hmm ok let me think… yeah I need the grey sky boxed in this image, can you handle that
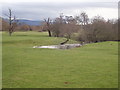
[0,0,119,20]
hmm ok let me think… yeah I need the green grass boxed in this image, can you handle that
[2,31,118,88]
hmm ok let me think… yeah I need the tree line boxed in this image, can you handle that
[1,9,119,43]
[43,13,118,43]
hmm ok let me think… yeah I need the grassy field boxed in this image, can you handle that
[2,31,118,88]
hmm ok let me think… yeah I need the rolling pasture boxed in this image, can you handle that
[2,31,118,88]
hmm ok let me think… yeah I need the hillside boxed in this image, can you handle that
[3,18,43,26]
[18,19,43,26]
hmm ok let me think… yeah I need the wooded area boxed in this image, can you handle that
[1,9,119,43]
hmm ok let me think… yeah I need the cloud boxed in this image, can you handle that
[1,1,118,20]
[0,0,119,3]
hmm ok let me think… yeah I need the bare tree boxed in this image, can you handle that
[75,12,89,30]
[44,18,52,37]
[51,14,79,44]
[5,9,18,36]
[59,15,78,44]
[77,15,119,43]
[80,12,89,26]
[51,13,66,37]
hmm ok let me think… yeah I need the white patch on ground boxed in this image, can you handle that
[33,44,83,49]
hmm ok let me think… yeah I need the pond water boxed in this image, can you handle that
[33,44,83,49]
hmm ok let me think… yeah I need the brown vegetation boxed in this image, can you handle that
[2,10,118,43]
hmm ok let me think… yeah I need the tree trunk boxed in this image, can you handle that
[48,30,52,37]
[60,38,69,45]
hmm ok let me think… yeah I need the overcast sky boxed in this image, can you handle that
[0,0,119,20]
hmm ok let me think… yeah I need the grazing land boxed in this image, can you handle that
[2,31,118,88]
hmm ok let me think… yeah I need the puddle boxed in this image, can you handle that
[33,44,83,49]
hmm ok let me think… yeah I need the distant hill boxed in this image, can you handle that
[18,19,43,26]
[3,18,43,26]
